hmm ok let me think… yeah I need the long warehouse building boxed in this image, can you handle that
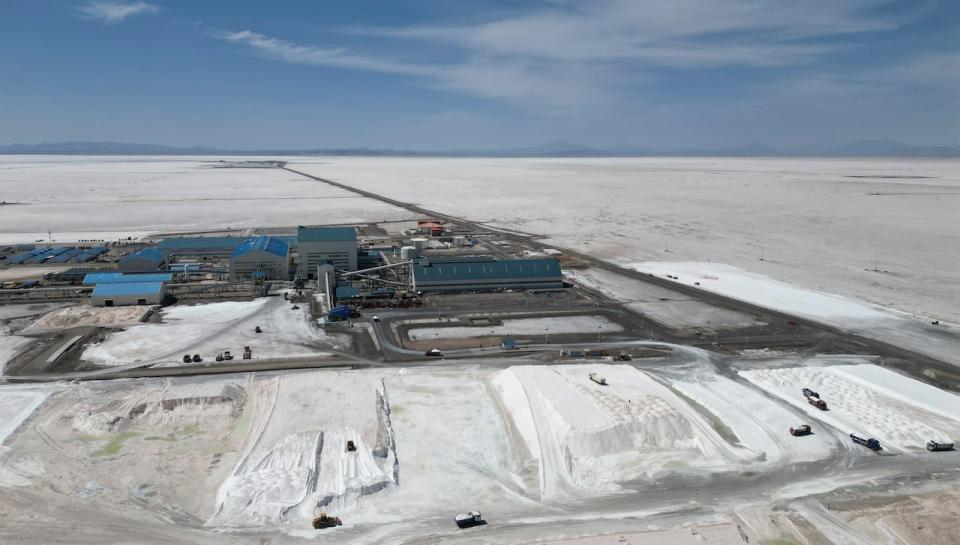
[411,257,563,293]
[92,282,167,307]
[229,236,290,281]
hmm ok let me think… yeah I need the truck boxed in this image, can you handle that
[851,433,882,451]
[454,511,484,529]
[588,372,608,386]
[926,440,955,452]
[807,396,828,410]
[790,424,812,436]
[327,306,352,321]
[802,388,819,399]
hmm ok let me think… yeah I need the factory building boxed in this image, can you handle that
[157,237,244,258]
[229,236,290,281]
[83,272,173,285]
[417,220,444,236]
[92,282,167,307]
[297,226,358,279]
[411,257,564,293]
[117,248,166,273]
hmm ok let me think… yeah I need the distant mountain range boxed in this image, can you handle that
[1,138,957,157]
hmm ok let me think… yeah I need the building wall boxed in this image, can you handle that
[297,239,358,279]
[117,256,163,273]
[229,252,289,281]
[413,277,563,293]
[92,286,166,307]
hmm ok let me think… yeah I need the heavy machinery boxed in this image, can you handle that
[588,372,608,385]
[192,354,202,363]
[255,325,263,333]
[455,511,484,529]
[243,346,252,359]
[223,351,233,361]
[802,388,819,398]
[183,355,191,364]
[790,424,812,436]
[807,396,828,410]
[346,440,356,452]
[312,513,342,529]
[927,440,955,451]
[851,433,882,451]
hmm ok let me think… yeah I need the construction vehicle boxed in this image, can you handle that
[926,440,955,451]
[346,440,356,452]
[255,325,263,333]
[223,351,233,361]
[312,513,342,529]
[243,346,252,359]
[588,372,608,386]
[802,388,819,398]
[328,306,352,321]
[425,348,443,357]
[851,433,882,451]
[454,511,484,529]
[790,424,812,436]
[183,355,191,364]
[807,396,828,410]
[215,353,224,362]
[192,354,202,363]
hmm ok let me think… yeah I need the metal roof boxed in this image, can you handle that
[83,272,173,285]
[232,235,289,258]
[157,237,244,250]
[297,226,357,242]
[412,258,561,283]
[121,247,166,265]
[92,282,165,297]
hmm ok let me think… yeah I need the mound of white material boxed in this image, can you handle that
[215,429,392,527]
[0,333,31,375]
[490,365,730,499]
[408,315,623,341]
[741,364,960,451]
[22,306,149,333]
[83,297,335,366]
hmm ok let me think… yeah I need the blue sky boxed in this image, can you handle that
[1,0,957,149]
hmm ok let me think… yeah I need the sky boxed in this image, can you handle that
[0,0,958,150]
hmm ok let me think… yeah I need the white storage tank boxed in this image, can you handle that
[400,246,417,260]
[411,237,429,250]
[453,236,466,247]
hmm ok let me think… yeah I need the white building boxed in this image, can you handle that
[91,282,166,307]
[296,226,357,280]
[229,236,290,281]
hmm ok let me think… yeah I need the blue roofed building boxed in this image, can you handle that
[411,257,564,293]
[118,247,166,273]
[83,272,173,285]
[92,282,167,307]
[229,235,290,281]
[296,226,358,279]
[157,236,244,258]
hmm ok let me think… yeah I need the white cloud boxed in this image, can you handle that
[78,1,159,25]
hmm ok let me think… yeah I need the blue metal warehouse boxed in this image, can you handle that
[229,236,290,280]
[118,247,166,272]
[91,282,167,307]
[157,237,244,257]
[411,257,563,293]
[83,272,173,285]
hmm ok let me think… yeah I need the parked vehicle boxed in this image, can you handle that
[192,354,202,363]
[851,433,882,451]
[807,396,828,410]
[425,348,443,357]
[243,346,252,360]
[312,513,342,529]
[614,352,632,361]
[927,440,955,452]
[255,325,263,333]
[183,355,192,364]
[223,351,233,361]
[802,388,819,399]
[790,425,812,436]
[216,353,224,362]
[372,315,380,322]
[588,372,608,385]
[346,440,356,452]
[454,511,484,529]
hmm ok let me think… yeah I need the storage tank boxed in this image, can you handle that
[452,235,466,247]
[411,237,429,250]
[400,246,417,260]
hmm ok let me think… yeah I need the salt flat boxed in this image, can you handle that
[0,155,413,240]
[290,156,960,323]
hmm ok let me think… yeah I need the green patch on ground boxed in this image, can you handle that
[144,423,204,442]
[91,432,140,457]
[663,383,742,446]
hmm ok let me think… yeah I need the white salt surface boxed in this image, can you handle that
[291,157,960,324]
[0,389,47,446]
[0,333,31,375]
[741,364,960,451]
[407,315,623,341]
[0,155,413,241]
[83,297,337,366]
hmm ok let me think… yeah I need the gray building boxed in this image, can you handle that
[157,237,244,259]
[229,236,290,281]
[117,248,166,273]
[297,226,358,280]
[91,282,167,307]
[411,257,563,293]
